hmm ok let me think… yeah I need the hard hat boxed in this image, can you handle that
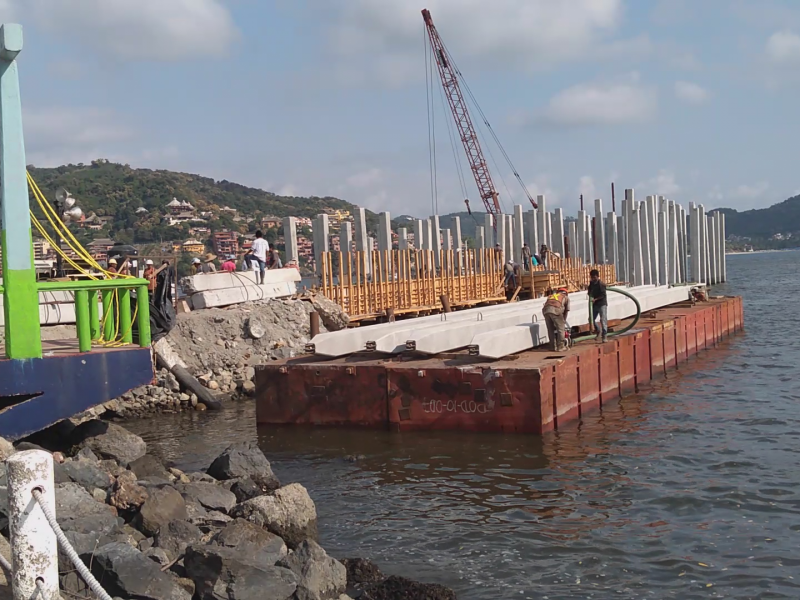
[557,285,568,291]
[145,259,154,266]
[108,258,117,265]
[192,258,201,264]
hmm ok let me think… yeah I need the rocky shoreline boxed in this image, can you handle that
[2,418,456,600]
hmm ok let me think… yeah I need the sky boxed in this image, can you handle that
[5,0,800,219]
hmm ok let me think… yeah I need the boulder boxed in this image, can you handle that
[277,540,346,600]
[184,544,297,600]
[155,519,204,562]
[213,518,287,565]
[0,437,15,461]
[186,501,232,531]
[61,459,114,492]
[308,294,349,331]
[242,381,256,395]
[75,446,99,461]
[55,483,117,526]
[340,558,385,587]
[109,471,149,511]
[129,455,173,481]
[143,546,171,567]
[89,542,191,600]
[228,477,262,502]
[360,576,457,600]
[178,482,237,513]
[188,472,217,484]
[134,486,187,537]
[230,483,318,549]
[206,442,279,491]
[71,420,147,465]
[246,317,267,339]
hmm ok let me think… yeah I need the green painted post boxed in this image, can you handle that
[74,289,91,352]
[101,290,114,341]
[0,24,41,359]
[136,285,151,348]
[88,290,100,340]
[119,288,132,344]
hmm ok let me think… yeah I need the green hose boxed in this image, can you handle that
[572,286,642,343]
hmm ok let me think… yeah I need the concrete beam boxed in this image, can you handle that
[606,212,618,274]
[639,202,652,284]
[377,212,391,251]
[312,214,330,277]
[525,210,538,252]
[484,213,494,247]
[190,281,298,309]
[536,195,547,251]
[553,208,565,257]
[283,217,298,264]
[658,209,668,286]
[475,225,485,249]
[512,205,524,263]
[398,227,408,250]
[452,216,462,252]
[576,211,586,263]
[594,199,606,264]
[497,213,507,260]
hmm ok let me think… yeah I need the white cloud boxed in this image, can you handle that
[20,0,239,61]
[346,168,383,189]
[24,106,133,149]
[318,0,625,86]
[637,169,680,197]
[535,78,657,127]
[766,31,800,65]
[730,181,769,200]
[578,176,597,202]
[674,81,709,104]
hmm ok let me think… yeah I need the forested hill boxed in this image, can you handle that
[27,160,375,244]
[712,194,800,239]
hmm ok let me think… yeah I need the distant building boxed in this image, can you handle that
[221,206,237,214]
[182,239,205,254]
[213,229,239,257]
[295,217,313,228]
[167,198,195,216]
[86,238,115,261]
[171,241,182,254]
[32,239,51,260]
[261,216,282,230]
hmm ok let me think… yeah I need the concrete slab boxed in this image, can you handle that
[182,269,300,293]
[190,281,297,309]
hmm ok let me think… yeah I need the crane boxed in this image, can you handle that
[422,8,537,225]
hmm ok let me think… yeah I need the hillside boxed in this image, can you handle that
[712,195,800,240]
[28,160,378,244]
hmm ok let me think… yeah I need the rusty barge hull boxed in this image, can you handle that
[255,296,743,434]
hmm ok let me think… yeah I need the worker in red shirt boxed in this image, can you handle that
[221,255,237,273]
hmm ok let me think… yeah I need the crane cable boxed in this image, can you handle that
[27,171,139,347]
[438,39,536,209]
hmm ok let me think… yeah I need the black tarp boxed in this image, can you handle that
[132,266,176,344]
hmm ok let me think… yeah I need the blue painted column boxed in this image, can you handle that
[0,24,41,359]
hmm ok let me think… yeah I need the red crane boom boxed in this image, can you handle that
[422,8,502,219]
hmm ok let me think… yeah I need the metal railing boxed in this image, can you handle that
[3,449,113,599]
[36,278,152,352]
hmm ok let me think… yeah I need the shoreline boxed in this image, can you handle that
[4,416,457,600]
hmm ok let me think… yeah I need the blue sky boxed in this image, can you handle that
[7,0,800,218]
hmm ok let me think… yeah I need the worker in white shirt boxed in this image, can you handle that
[250,230,270,284]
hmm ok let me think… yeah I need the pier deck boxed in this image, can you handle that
[256,295,743,434]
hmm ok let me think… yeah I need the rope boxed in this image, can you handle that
[31,489,113,600]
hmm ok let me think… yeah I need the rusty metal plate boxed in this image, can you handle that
[577,346,600,416]
[599,341,620,404]
[617,335,636,395]
[553,355,580,427]
[633,329,652,387]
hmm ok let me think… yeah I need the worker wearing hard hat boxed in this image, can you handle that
[190,257,201,276]
[143,259,156,292]
[542,285,570,352]
[107,258,118,275]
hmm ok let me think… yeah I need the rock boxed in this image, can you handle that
[207,380,220,391]
[245,366,256,380]
[185,544,297,600]
[340,558,385,586]
[75,446,99,461]
[242,380,256,395]
[143,546,171,566]
[180,393,191,402]
[55,483,117,525]
[230,483,318,549]
[166,372,181,392]
[110,471,149,511]
[99,459,126,479]
[246,317,267,339]
[155,519,204,562]
[178,482,237,513]
[229,477,262,502]
[134,485,187,537]
[186,501,232,530]
[129,454,173,481]
[308,294,350,331]
[188,472,217,483]
[61,459,114,491]
[196,403,207,411]
[90,542,191,600]
[53,451,66,463]
[71,419,147,465]
[213,518,287,564]
[170,467,191,484]
[92,488,108,503]
[278,540,346,600]
[206,442,279,490]
[360,576,457,600]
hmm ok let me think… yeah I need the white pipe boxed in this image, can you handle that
[6,450,59,599]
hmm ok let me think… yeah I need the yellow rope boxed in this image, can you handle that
[27,171,142,347]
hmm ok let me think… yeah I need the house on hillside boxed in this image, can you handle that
[213,229,239,257]
[182,239,205,254]
[87,238,115,261]
[261,216,281,230]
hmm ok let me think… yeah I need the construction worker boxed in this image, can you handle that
[588,268,608,343]
[143,259,156,292]
[522,243,532,270]
[190,257,201,275]
[504,260,517,289]
[107,258,118,275]
[543,285,570,351]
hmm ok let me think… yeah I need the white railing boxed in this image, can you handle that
[5,450,113,600]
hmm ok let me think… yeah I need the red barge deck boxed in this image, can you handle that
[255,295,743,434]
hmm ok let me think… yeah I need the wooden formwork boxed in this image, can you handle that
[318,248,505,320]
[523,258,616,297]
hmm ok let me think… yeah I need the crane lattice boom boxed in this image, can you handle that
[422,8,502,219]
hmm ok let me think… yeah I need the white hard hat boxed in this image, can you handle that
[192,258,201,264]
[145,259,154,266]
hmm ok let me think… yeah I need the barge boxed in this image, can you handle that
[255,294,742,434]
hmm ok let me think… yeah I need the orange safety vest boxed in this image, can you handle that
[544,291,567,312]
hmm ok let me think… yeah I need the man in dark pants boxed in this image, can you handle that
[588,269,608,342]
[542,285,570,351]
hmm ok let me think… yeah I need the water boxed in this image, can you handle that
[126,250,800,599]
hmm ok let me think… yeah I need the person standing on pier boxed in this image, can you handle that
[588,269,608,343]
[250,230,269,284]
[268,248,283,269]
[143,259,156,291]
[522,243,533,270]
[543,285,570,351]
[221,255,237,273]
